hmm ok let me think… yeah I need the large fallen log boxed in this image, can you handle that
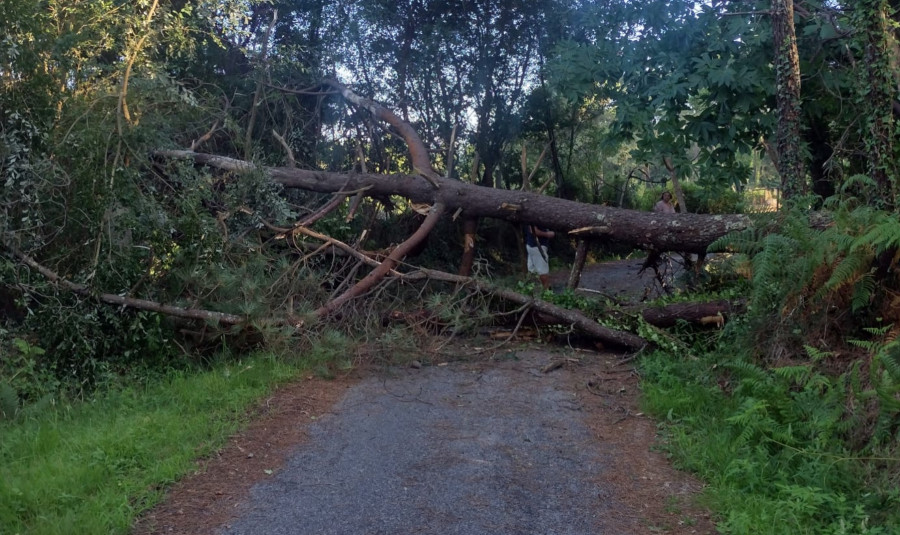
[153,150,754,254]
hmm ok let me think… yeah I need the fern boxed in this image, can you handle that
[772,365,812,385]
[709,228,763,255]
[878,341,900,382]
[850,273,877,312]
[820,248,872,293]
[803,345,833,361]
[854,211,900,255]
[726,397,771,447]
[848,338,879,352]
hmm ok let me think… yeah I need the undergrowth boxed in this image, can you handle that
[639,202,900,534]
[641,346,900,534]
[0,351,312,535]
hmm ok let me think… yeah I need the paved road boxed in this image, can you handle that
[219,351,624,535]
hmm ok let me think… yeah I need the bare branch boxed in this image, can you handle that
[5,242,245,325]
[271,129,296,167]
[323,79,440,189]
[190,120,221,151]
[316,203,447,316]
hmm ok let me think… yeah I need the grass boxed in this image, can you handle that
[638,349,900,535]
[0,352,306,535]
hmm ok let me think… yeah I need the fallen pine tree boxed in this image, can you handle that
[5,81,760,353]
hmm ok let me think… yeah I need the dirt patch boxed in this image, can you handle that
[576,357,713,533]
[134,346,717,534]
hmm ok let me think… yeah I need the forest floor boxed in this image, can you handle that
[134,259,717,535]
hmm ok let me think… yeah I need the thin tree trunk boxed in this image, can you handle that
[567,240,588,290]
[663,157,688,213]
[244,9,277,160]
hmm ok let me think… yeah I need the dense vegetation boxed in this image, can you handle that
[2,0,900,533]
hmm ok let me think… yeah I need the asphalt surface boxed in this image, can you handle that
[219,350,623,535]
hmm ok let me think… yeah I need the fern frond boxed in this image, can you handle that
[877,341,900,381]
[848,338,879,352]
[817,227,855,262]
[854,212,900,255]
[726,397,770,447]
[850,273,876,312]
[772,365,812,385]
[822,249,873,293]
[752,234,807,297]
[803,345,833,361]
[862,324,892,337]
[709,228,762,254]
[839,174,878,195]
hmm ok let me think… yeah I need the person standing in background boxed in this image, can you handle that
[654,191,676,213]
[523,225,555,290]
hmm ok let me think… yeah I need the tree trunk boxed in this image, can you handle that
[567,240,588,290]
[156,149,763,254]
[772,0,805,200]
[636,299,746,328]
[663,157,688,213]
[458,217,479,276]
[857,0,897,209]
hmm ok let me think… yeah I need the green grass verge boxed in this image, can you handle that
[0,353,305,535]
[639,350,900,535]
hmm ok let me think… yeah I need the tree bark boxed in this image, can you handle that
[155,150,756,254]
[857,0,897,209]
[567,240,588,290]
[316,203,446,316]
[458,217,479,276]
[772,0,805,200]
[637,299,746,328]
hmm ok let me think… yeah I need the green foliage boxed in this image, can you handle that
[0,352,306,535]
[648,196,900,532]
[0,337,58,419]
[709,204,899,359]
[640,349,900,534]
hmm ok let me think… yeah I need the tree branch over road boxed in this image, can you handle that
[154,149,758,254]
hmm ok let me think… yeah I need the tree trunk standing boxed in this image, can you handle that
[395,18,416,123]
[857,0,897,209]
[459,153,482,277]
[567,240,588,290]
[243,9,277,161]
[772,0,805,201]
[547,124,572,199]
[458,217,479,276]
[806,116,836,203]
[663,157,688,213]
